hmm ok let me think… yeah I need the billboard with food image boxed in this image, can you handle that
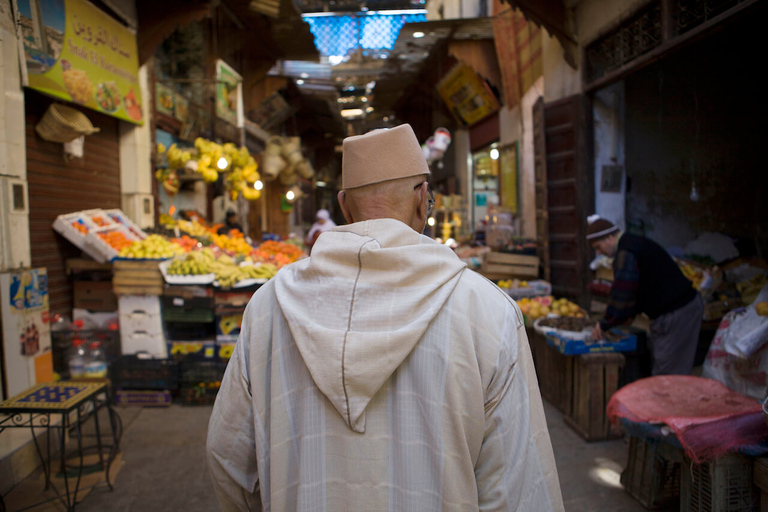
[16,0,143,125]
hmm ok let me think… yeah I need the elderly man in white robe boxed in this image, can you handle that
[207,124,564,511]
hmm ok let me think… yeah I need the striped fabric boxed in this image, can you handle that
[207,219,563,511]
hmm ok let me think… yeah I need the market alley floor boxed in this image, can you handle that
[8,400,647,512]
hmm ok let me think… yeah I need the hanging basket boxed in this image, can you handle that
[262,153,287,180]
[296,159,315,179]
[281,136,303,166]
[35,103,100,143]
[279,166,298,186]
[265,135,284,156]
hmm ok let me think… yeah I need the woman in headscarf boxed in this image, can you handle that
[305,209,336,250]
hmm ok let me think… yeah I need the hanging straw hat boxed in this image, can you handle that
[35,103,100,143]
[341,124,429,190]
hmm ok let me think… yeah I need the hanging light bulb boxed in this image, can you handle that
[217,157,228,170]
[254,180,264,191]
[690,181,700,202]
[286,190,295,201]
[427,217,436,227]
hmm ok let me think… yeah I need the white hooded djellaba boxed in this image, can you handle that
[206,218,563,511]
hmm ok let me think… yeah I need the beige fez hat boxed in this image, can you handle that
[341,124,430,190]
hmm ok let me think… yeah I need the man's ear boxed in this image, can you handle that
[337,190,354,224]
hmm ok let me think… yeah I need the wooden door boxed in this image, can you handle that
[533,94,594,302]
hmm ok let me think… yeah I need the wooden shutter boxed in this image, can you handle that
[534,94,594,303]
[26,93,122,316]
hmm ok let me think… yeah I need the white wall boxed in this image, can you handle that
[542,31,580,102]
[592,82,626,230]
[0,2,32,271]
[519,76,544,239]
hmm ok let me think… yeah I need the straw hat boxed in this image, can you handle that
[341,124,429,190]
[35,103,100,143]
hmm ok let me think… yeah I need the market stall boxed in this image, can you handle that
[51,207,307,405]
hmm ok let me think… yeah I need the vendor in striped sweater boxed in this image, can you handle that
[588,216,703,375]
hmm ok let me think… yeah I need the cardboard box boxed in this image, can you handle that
[74,281,118,312]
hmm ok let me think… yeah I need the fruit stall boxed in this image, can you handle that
[52,207,307,405]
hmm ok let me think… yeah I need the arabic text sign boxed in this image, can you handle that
[18,0,143,125]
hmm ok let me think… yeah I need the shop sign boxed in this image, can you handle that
[437,63,500,127]
[15,0,144,125]
[215,59,242,126]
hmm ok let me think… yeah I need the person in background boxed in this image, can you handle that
[304,208,336,250]
[217,209,243,236]
[588,215,704,375]
[207,123,563,511]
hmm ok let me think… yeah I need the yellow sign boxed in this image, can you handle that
[437,63,499,127]
[18,0,143,125]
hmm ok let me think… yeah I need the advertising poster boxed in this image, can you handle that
[437,63,500,127]
[216,59,242,125]
[1,269,53,399]
[16,0,143,124]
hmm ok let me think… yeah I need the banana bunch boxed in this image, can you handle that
[195,137,224,162]
[166,249,216,275]
[243,263,277,280]
[210,260,248,288]
[193,154,219,183]
[166,144,192,168]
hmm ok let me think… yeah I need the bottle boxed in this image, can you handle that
[68,339,88,379]
[85,341,108,379]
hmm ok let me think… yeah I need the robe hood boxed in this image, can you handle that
[274,218,467,432]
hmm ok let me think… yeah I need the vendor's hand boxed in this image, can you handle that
[591,322,603,341]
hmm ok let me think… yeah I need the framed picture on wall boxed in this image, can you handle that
[499,142,519,214]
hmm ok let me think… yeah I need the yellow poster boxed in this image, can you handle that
[437,63,499,127]
[18,0,143,125]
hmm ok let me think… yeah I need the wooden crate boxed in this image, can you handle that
[564,352,625,441]
[682,454,759,512]
[527,327,571,413]
[481,252,539,280]
[113,260,164,295]
[621,436,682,510]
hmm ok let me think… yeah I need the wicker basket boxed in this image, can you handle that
[35,103,100,143]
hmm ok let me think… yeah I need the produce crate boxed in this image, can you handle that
[481,252,540,280]
[84,224,140,264]
[681,454,760,512]
[563,352,625,441]
[52,211,100,257]
[164,321,216,342]
[179,360,228,405]
[161,295,215,323]
[51,329,121,380]
[546,331,638,355]
[81,208,116,228]
[621,436,682,510]
[113,259,164,295]
[110,355,179,390]
[105,209,147,240]
[526,327,571,413]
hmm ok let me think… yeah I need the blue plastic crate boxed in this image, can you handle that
[546,331,637,355]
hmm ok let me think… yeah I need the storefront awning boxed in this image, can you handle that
[500,0,577,68]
